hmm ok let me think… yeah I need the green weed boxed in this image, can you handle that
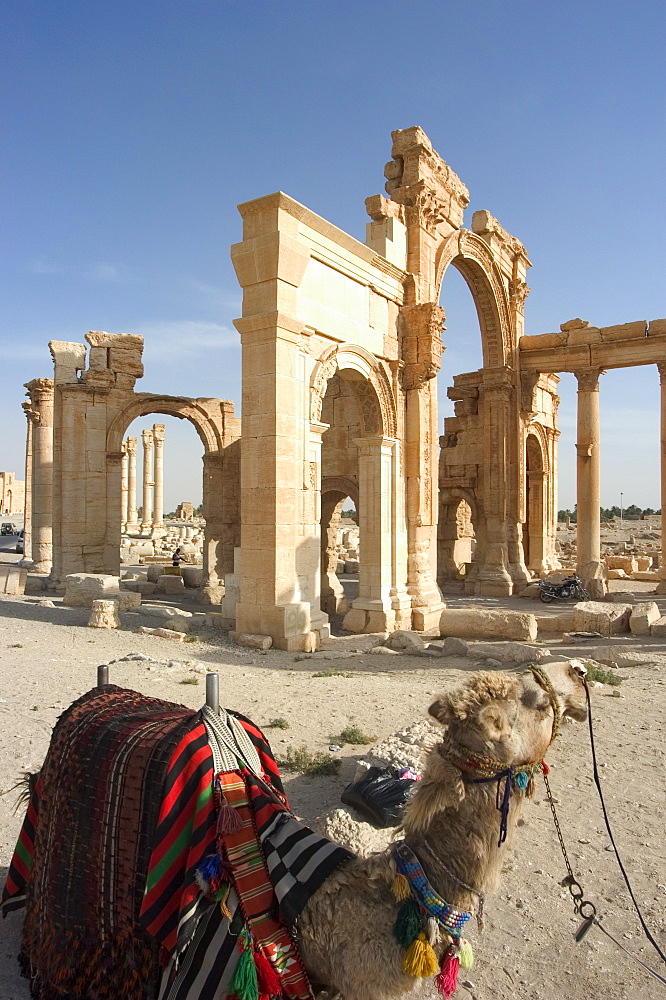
[179,676,200,685]
[311,669,352,678]
[332,725,377,745]
[267,717,290,729]
[585,661,623,686]
[277,746,340,777]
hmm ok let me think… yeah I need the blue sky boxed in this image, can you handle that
[2,0,664,511]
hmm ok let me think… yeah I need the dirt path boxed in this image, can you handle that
[1,594,664,1000]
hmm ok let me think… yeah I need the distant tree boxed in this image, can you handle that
[341,507,357,520]
[558,509,576,523]
[642,508,655,517]
[625,504,642,517]
[195,503,203,516]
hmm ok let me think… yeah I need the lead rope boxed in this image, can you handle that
[542,678,666,989]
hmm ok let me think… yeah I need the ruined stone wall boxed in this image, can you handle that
[0,472,25,516]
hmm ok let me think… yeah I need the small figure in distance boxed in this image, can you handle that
[172,546,186,567]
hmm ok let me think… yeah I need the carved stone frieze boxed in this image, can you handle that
[509,277,531,315]
[399,302,446,390]
[383,127,469,234]
[575,368,604,392]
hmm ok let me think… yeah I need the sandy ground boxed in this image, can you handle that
[0,584,665,1000]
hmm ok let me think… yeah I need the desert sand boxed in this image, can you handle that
[0,591,664,1000]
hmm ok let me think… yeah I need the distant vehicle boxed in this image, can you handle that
[15,529,24,553]
[1,522,16,535]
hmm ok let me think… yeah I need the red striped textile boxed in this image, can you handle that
[1,774,40,916]
[220,770,312,1000]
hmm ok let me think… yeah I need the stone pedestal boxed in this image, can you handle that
[575,368,606,598]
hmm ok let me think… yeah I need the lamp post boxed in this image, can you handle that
[620,492,623,528]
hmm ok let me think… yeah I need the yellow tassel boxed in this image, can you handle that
[392,873,411,901]
[403,933,439,978]
[458,938,474,970]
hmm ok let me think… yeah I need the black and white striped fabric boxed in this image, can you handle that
[159,776,353,1000]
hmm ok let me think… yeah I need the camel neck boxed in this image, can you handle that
[403,778,524,914]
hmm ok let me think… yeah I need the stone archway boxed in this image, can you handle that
[320,476,359,617]
[106,394,238,588]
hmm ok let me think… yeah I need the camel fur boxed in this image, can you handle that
[296,662,587,1000]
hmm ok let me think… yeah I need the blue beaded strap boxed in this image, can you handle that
[394,842,472,936]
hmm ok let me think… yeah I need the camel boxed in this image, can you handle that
[296,661,588,1000]
[5,661,587,1000]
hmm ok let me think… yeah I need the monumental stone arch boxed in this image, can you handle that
[106,393,240,586]
[32,331,239,586]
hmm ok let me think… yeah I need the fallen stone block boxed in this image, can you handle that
[518,582,541,599]
[229,631,273,650]
[137,626,187,642]
[607,568,629,580]
[607,592,640,605]
[631,571,659,582]
[0,565,27,595]
[650,616,666,637]
[114,591,141,611]
[535,612,576,634]
[629,601,660,636]
[501,641,552,665]
[122,580,157,596]
[441,636,470,657]
[162,617,191,634]
[573,601,632,637]
[147,564,169,583]
[204,613,227,629]
[182,566,204,588]
[369,645,401,655]
[63,573,120,607]
[137,604,192,620]
[344,559,359,574]
[439,608,537,642]
[198,583,225,605]
[588,645,666,667]
[383,630,426,653]
[157,575,185,595]
[88,599,120,629]
[606,555,637,574]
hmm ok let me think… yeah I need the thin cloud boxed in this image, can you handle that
[135,320,238,359]
[183,278,242,311]
[28,260,134,283]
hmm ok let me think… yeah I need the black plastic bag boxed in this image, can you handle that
[341,766,417,828]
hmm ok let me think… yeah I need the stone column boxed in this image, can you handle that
[343,436,397,633]
[141,428,154,533]
[575,368,606,597]
[120,442,129,531]
[656,364,666,593]
[21,401,34,567]
[151,423,165,533]
[125,437,139,532]
[474,369,514,596]
[24,378,54,574]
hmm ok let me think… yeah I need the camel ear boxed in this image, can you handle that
[476,701,514,742]
[428,695,455,726]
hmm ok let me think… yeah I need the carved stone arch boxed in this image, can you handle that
[434,229,513,368]
[107,394,224,456]
[525,423,550,475]
[310,344,397,439]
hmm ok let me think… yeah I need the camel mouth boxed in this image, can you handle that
[563,700,588,722]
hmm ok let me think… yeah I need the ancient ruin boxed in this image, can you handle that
[17,127,666,649]
[0,471,25,516]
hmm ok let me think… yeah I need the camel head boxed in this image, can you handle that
[428,662,587,767]
[402,663,587,835]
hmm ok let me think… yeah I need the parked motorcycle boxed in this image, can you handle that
[538,574,590,603]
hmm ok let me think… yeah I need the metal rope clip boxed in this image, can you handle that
[560,876,598,942]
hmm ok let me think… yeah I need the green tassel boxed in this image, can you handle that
[229,943,259,1000]
[458,937,474,970]
[393,898,423,948]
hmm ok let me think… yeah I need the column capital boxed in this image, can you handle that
[657,362,666,384]
[125,435,137,455]
[152,423,166,444]
[575,367,605,392]
[141,428,154,445]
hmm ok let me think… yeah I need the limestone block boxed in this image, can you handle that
[114,591,141,611]
[137,604,192,620]
[0,565,27,595]
[311,807,392,857]
[204,613,227,629]
[535,612,576,634]
[588,646,666,667]
[441,636,469,657]
[147,565,169,582]
[631,571,659,581]
[629,602,660,635]
[383,630,426,653]
[500,642,552,665]
[336,561,346,575]
[163,617,191,634]
[230,632,273,650]
[198,583,225,605]
[572,601,632,636]
[341,608,368,633]
[157,575,185,594]
[64,573,121,607]
[651,617,666,637]
[138,626,186,642]
[181,566,204,588]
[344,559,360,574]
[88,600,120,629]
[108,347,144,377]
[599,321,646,342]
[648,318,666,337]
[519,332,567,351]
[606,555,637,574]
[567,326,601,345]
[86,330,143,349]
[122,581,157,595]
[518,582,541,599]
[439,608,537,642]
[163,566,182,576]
[607,569,628,580]
[636,556,652,571]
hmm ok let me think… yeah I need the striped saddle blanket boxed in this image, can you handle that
[1,685,353,1000]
